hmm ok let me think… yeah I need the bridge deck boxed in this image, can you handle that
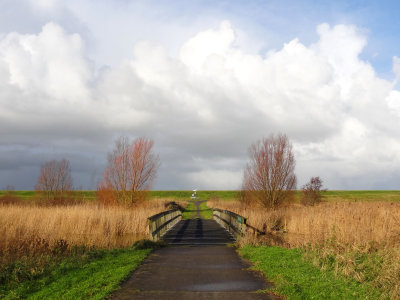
[162,218,235,245]
[111,202,275,299]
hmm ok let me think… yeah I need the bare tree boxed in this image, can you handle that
[242,134,297,208]
[301,176,325,206]
[98,137,160,204]
[101,137,131,204]
[35,159,73,202]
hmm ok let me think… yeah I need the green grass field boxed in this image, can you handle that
[239,246,381,299]
[150,190,239,201]
[1,246,151,300]
[322,190,400,202]
[0,190,35,200]
[2,190,400,203]
[199,201,213,219]
[152,190,400,202]
[0,190,97,202]
[181,200,213,219]
[181,201,197,219]
[0,190,238,202]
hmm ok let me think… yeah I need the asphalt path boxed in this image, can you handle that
[110,200,278,299]
[188,199,207,218]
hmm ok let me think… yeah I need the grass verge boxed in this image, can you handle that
[182,201,196,219]
[149,190,240,201]
[322,190,400,202]
[3,190,400,203]
[199,201,213,219]
[238,245,381,299]
[1,246,153,300]
[181,200,213,219]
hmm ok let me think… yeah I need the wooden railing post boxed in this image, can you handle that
[148,209,182,241]
[212,208,247,239]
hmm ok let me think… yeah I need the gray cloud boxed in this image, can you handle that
[0,18,400,190]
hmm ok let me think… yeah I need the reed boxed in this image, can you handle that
[208,198,400,297]
[208,198,400,247]
[0,199,180,258]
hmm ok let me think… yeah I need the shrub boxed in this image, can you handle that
[301,176,325,206]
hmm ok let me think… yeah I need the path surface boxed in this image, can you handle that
[189,199,206,219]
[162,219,235,245]
[111,200,277,299]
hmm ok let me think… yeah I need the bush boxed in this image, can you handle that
[242,134,297,208]
[301,177,325,206]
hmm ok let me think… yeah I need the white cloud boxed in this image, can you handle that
[393,56,400,80]
[386,90,400,117]
[0,22,91,103]
[28,0,59,11]
[1,21,400,189]
[180,20,236,72]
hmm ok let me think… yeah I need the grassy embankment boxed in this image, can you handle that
[199,200,213,219]
[240,246,380,299]
[321,190,400,202]
[150,190,239,202]
[2,190,400,202]
[181,198,213,220]
[1,246,152,300]
[181,201,197,219]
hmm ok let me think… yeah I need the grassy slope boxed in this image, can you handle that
[0,191,35,200]
[181,200,213,220]
[1,247,151,300]
[239,246,380,299]
[0,191,97,202]
[150,190,239,201]
[323,190,400,202]
[151,190,400,202]
[2,190,400,202]
[181,201,196,219]
[199,201,213,219]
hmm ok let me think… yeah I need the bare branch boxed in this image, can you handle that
[98,136,160,204]
[35,159,73,203]
[242,134,296,208]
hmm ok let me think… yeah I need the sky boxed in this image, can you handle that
[0,0,400,190]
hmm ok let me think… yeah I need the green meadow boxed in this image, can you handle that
[2,190,400,202]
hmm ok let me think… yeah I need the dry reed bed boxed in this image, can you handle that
[208,199,400,297]
[208,199,400,247]
[0,199,176,256]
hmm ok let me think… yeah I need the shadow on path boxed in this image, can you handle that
[111,245,277,300]
[110,198,279,299]
[195,218,203,238]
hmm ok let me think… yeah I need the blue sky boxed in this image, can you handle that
[2,0,398,74]
[161,0,400,76]
[0,0,400,190]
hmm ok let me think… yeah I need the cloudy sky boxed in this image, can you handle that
[1,0,400,190]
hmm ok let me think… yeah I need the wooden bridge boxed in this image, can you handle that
[148,201,247,245]
[162,218,235,244]
[111,199,276,299]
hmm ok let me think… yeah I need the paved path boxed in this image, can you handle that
[187,199,207,219]
[110,200,278,300]
[162,219,235,245]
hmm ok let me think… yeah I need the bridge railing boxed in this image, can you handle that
[212,208,247,238]
[148,209,182,241]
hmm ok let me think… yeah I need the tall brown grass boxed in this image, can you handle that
[208,197,400,297]
[208,198,400,247]
[0,199,180,258]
